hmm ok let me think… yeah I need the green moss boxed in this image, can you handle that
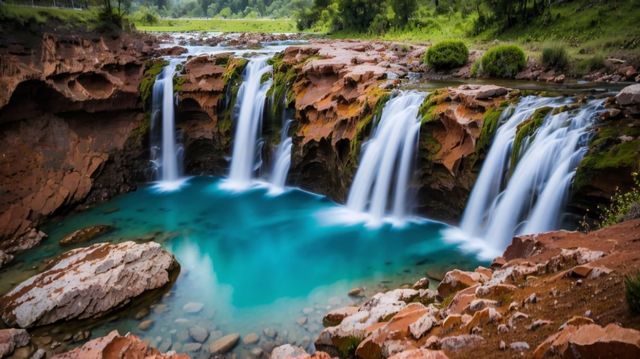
[173,75,187,93]
[265,52,299,122]
[336,335,362,358]
[477,102,510,154]
[510,106,552,169]
[574,126,640,191]
[139,59,168,110]
[418,90,445,124]
[219,57,249,136]
[350,92,391,163]
[424,40,469,70]
[260,71,272,84]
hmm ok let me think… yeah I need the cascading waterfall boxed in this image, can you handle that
[150,59,185,191]
[224,57,273,189]
[269,117,293,192]
[346,91,426,225]
[453,96,604,255]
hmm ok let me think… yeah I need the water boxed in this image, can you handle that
[346,91,426,226]
[225,58,274,190]
[450,97,604,257]
[0,177,480,355]
[150,59,187,192]
[269,118,293,193]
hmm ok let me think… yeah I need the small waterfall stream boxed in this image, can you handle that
[224,57,273,190]
[269,118,293,192]
[150,59,185,191]
[452,96,605,255]
[345,91,426,225]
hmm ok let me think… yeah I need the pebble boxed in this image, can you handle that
[183,302,204,314]
[183,343,202,352]
[138,320,154,331]
[159,338,173,352]
[189,325,209,343]
[510,341,530,351]
[499,340,506,351]
[348,287,365,297]
[243,333,260,345]
[497,324,509,334]
[296,317,308,326]
[134,308,150,320]
[263,327,277,339]
[250,347,264,357]
[208,333,240,354]
[153,304,168,314]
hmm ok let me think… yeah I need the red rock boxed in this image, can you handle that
[50,330,187,358]
[533,323,640,359]
[439,335,485,351]
[438,270,488,298]
[323,306,359,327]
[0,328,30,358]
[388,349,449,359]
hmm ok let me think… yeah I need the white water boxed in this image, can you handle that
[450,96,604,256]
[345,91,426,226]
[150,60,186,192]
[224,57,273,190]
[269,118,293,192]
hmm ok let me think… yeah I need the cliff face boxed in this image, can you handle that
[0,29,157,257]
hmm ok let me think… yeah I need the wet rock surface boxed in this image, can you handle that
[0,241,177,328]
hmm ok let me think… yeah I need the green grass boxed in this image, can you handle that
[134,18,299,33]
[0,4,99,28]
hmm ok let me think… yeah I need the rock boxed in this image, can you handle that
[158,46,188,57]
[297,316,308,326]
[250,347,263,357]
[271,344,307,359]
[182,302,204,314]
[499,340,506,351]
[525,293,538,304]
[498,324,509,334]
[189,325,209,343]
[528,319,552,331]
[59,224,114,246]
[467,299,498,313]
[182,343,202,352]
[72,330,90,342]
[412,277,430,290]
[0,241,177,328]
[0,250,14,269]
[263,328,278,339]
[348,287,365,297]
[0,328,30,358]
[437,270,488,297]
[616,84,640,106]
[475,284,517,298]
[533,323,640,358]
[323,306,359,327]
[208,333,240,354]
[570,263,613,278]
[50,330,187,358]
[31,348,46,359]
[134,307,150,320]
[388,349,450,359]
[439,335,485,351]
[510,341,530,351]
[243,333,260,345]
[442,315,463,333]
[138,319,154,331]
[409,313,436,339]
[560,316,594,329]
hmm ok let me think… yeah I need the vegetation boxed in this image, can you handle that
[477,101,511,154]
[139,59,168,109]
[480,45,527,78]
[626,270,640,314]
[134,17,297,32]
[598,172,640,227]
[424,40,468,70]
[510,106,552,169]
[541,45,569,71]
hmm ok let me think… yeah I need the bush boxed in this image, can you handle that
[599,172,640,227]
[481,44,527,78]
[131,6,159,26]
[424,40,469,70]
[625,272,640,314]
[573,54,605,76]
[541,45,570,70]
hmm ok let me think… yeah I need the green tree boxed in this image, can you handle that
[390,0,417,25]
[336,0,382,31]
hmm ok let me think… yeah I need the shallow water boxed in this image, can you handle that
[0,177,482,354]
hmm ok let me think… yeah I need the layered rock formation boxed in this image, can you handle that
[0,27,158,261]
[314,219,640,358]
[0,241,177,328]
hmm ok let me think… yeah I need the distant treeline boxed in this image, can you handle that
[296,0,560,33]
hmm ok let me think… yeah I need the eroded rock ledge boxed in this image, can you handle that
[0,241,177,328]
[309,219,640,359]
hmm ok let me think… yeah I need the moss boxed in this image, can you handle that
[265,52,298,122]
[336,335,362,358]
[218,57,249,137]
[139,59,168,110]
[349,91,391,163]
[260,71,272,84]
[574,126,640,191]
[173,75,187,93]
[477,101,510,154]
[125,113,151,148]
[510,106,552,169]
[418,90,447,124]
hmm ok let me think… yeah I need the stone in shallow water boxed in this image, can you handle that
[138,319,154,331]
[189,326,209,343]
[59,224,114,246]
[243,333,260,345]
[182,302,204,314]
[208,334,240,354]
[0,241,177,328]
[0,328,30,358]
[263,328,277,339]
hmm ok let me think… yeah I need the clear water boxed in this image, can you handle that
[0,177,480,354]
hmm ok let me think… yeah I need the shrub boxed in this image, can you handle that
[599,172,640,227]
[541,45,570,70]
[573,54,605,76]
[424,40,469,70]
[481,44,527,78]
[625,271,640,314]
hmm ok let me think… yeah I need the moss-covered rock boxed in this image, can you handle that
[477,101,512,155]
[510,106,553,169]
[139,59,168,110]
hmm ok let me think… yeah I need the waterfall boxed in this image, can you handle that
[224,57,273,190]
[150,60,185,191]
[269,117,293,193]
[345,91,426,225]
[454,96,604,254]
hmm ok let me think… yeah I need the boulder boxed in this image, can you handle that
[323,306,359,327]
[50,330,187,358]
[389,349,449,359]
[437,270,488,297]
[533,324,640,359]
[208,333,240,354]
[0,241,177,328]
[616,84,640,106]
[271,344,308,359]
[59,224,114,246]
[0,328,30,358]
[439,335,485,351]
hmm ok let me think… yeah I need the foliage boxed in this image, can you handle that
[480,44,527,78]
[625,271,640,314]
[510,106,551,169]
[424,40,469,70]
[572,54,605,76]
[477,101,510,153]
[134,17,298,32]
[130,5,159,25]
[541,45,569,70]
[139,59,168,109]
[598,172,640,228]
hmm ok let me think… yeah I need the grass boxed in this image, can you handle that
[134,18,299,33]
[0,4,100,29]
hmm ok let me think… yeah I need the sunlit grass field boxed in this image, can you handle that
[135,18,299,33]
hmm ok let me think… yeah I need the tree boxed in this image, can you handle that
[336,0,382,31]
[390,0,417,25]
